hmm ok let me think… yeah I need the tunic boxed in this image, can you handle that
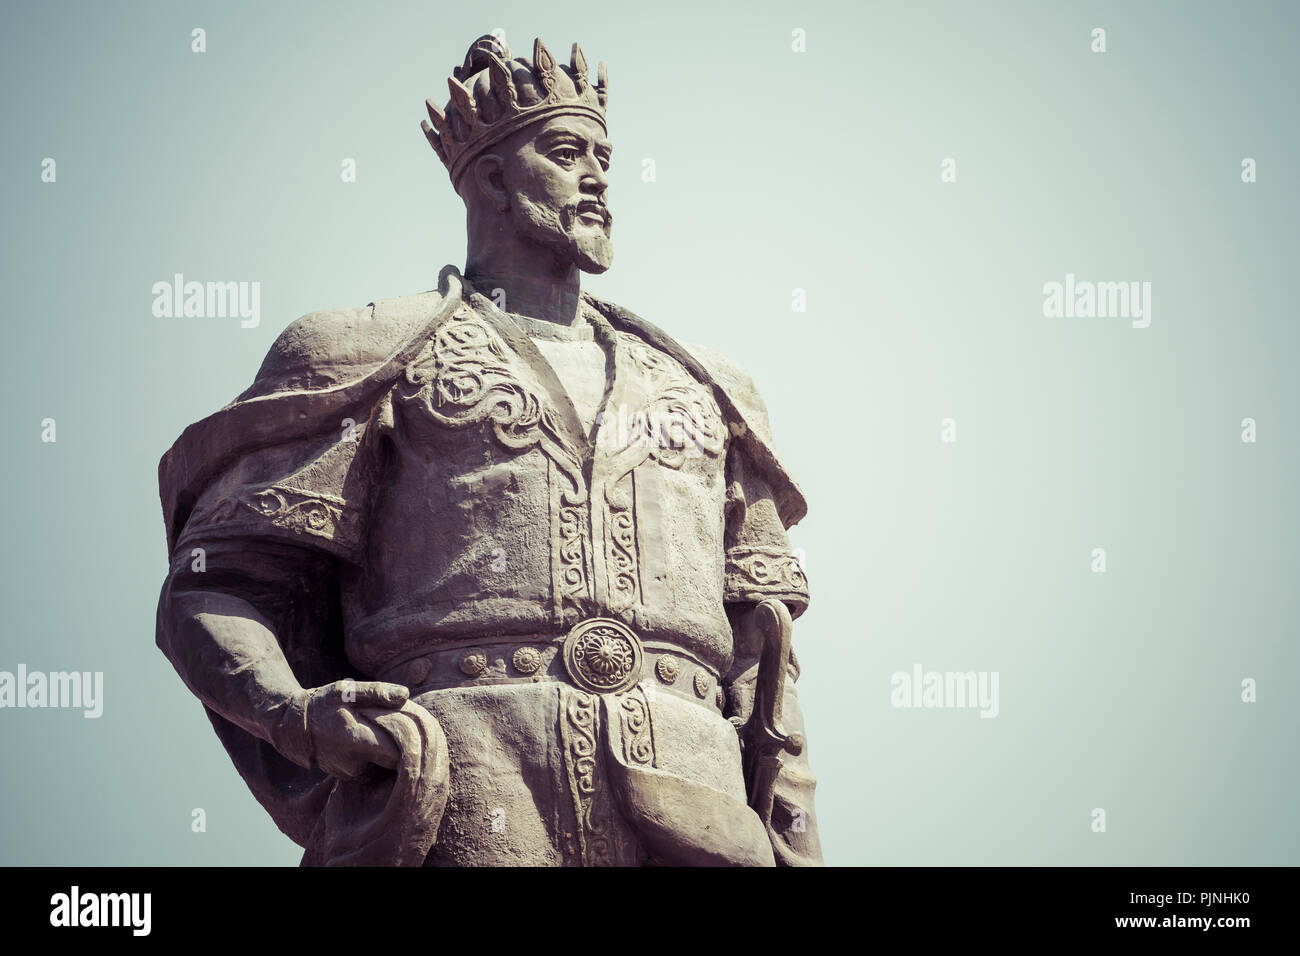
[156,265,822,866]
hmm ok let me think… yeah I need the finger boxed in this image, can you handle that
[347,681,410,708]
[347,715,400,754]
[319,723,399,776]
[349,723,400,769]
[361,736,400,770]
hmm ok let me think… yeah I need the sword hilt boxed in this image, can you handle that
[741,598,801,828]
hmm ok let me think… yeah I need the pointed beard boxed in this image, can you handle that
[513,193,614,274]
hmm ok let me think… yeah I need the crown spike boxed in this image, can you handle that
[596,61,608,109]
[533,38,557,97]
[421,120,449,164]
[570,43,589,93]
[425,97,448,135]
[446,76,477,132]
[486,51,518,111]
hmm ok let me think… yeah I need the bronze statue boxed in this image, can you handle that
[155,34,822,866]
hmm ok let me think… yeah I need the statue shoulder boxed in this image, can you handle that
[246,289,445,397]
[679,339,806,526]
[679,341,774,442]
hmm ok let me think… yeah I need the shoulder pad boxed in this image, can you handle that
[247,290,444,397]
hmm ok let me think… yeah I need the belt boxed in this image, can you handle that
[376,617,727,714]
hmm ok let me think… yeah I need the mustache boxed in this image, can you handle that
[569,197,612,227]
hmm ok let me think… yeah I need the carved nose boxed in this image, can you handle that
[583,159,609,195]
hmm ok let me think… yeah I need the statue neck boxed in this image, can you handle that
[464,230,584,328]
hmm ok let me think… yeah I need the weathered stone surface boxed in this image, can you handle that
[155,34,822,866]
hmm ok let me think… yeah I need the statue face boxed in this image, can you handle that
[502,114,614,274]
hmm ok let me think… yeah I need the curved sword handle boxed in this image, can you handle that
[741,598,803,828]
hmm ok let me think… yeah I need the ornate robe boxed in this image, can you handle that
[156,265,822,865]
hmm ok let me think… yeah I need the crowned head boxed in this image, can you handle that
[423,35,614,275]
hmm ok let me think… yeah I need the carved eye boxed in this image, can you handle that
[552,146,580,165]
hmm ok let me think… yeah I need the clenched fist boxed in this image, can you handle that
[299,680,410,780]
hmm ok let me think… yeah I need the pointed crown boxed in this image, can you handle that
[422,35,608,188]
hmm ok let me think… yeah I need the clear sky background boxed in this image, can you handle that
[1,0,1297,865]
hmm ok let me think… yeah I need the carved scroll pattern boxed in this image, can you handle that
[181,485,361,555]
[244,486,354,538]
[724,546,810,604]
[550,463,592,623]
[604,473,639,613]
[617,333,727,470]
[561,689,617,866]
[618,689,656,768]
[397,309,546,449]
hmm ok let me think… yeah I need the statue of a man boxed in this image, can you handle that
[155,34,822,866]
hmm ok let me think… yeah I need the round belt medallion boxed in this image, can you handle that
[562,617,644,694]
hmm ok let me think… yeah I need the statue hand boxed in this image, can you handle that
[301,681,410,780]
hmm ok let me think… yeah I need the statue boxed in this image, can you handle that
[155,34,823,866]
